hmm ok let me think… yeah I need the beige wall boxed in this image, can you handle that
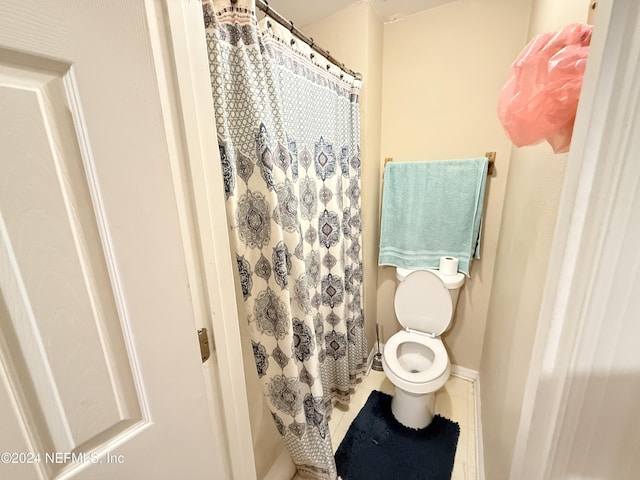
[378,0,533,369]
[479,0,589,478]
[303,3,384,350]
[298,5,589,479]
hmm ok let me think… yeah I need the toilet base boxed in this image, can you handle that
[391,387,436,429]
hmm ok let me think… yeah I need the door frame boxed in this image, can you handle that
[145,2,256,479]
[511,0,640,477]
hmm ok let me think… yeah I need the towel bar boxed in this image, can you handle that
[384,152,496,176]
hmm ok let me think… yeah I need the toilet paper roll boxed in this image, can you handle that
[439,256,459,276]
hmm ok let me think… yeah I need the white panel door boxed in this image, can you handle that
[0,1,228,479]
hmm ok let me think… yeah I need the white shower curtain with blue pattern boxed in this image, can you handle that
[203,1,367,478]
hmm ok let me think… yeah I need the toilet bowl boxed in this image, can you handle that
[382,268,465,429]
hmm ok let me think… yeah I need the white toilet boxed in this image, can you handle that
[381,266,465,429]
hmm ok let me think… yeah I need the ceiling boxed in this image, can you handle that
[266,0,457,26]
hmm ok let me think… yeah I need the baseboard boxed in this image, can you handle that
[450,364,479,381]
[474,374,485,480]
[450,365,484,480]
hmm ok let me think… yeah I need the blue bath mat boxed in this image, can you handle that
[335,390,460,480]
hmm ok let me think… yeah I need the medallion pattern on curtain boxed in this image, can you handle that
[203,1,367,478]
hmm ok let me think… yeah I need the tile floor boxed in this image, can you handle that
[328,369,478,479]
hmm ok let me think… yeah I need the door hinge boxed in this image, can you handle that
[198,328,210,363]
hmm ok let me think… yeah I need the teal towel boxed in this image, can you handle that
[378,158,488,276]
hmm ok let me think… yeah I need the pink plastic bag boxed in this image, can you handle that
[498,23,592,153]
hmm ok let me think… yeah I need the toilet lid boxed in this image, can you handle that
[394,270,453,336]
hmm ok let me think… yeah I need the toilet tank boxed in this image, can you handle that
[395,267,465,310]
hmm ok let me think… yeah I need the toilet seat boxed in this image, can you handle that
[382,269,455,395]
[394,270,453,336]
[382,330,450,394]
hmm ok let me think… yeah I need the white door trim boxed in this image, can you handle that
[147,2,256,479]
[511,0,640,477]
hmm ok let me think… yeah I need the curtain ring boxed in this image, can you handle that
[309,37,314,47]
[289,20,294,32]
[264,0,270,16]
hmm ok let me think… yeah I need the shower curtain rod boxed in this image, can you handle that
[234,0,362,81]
